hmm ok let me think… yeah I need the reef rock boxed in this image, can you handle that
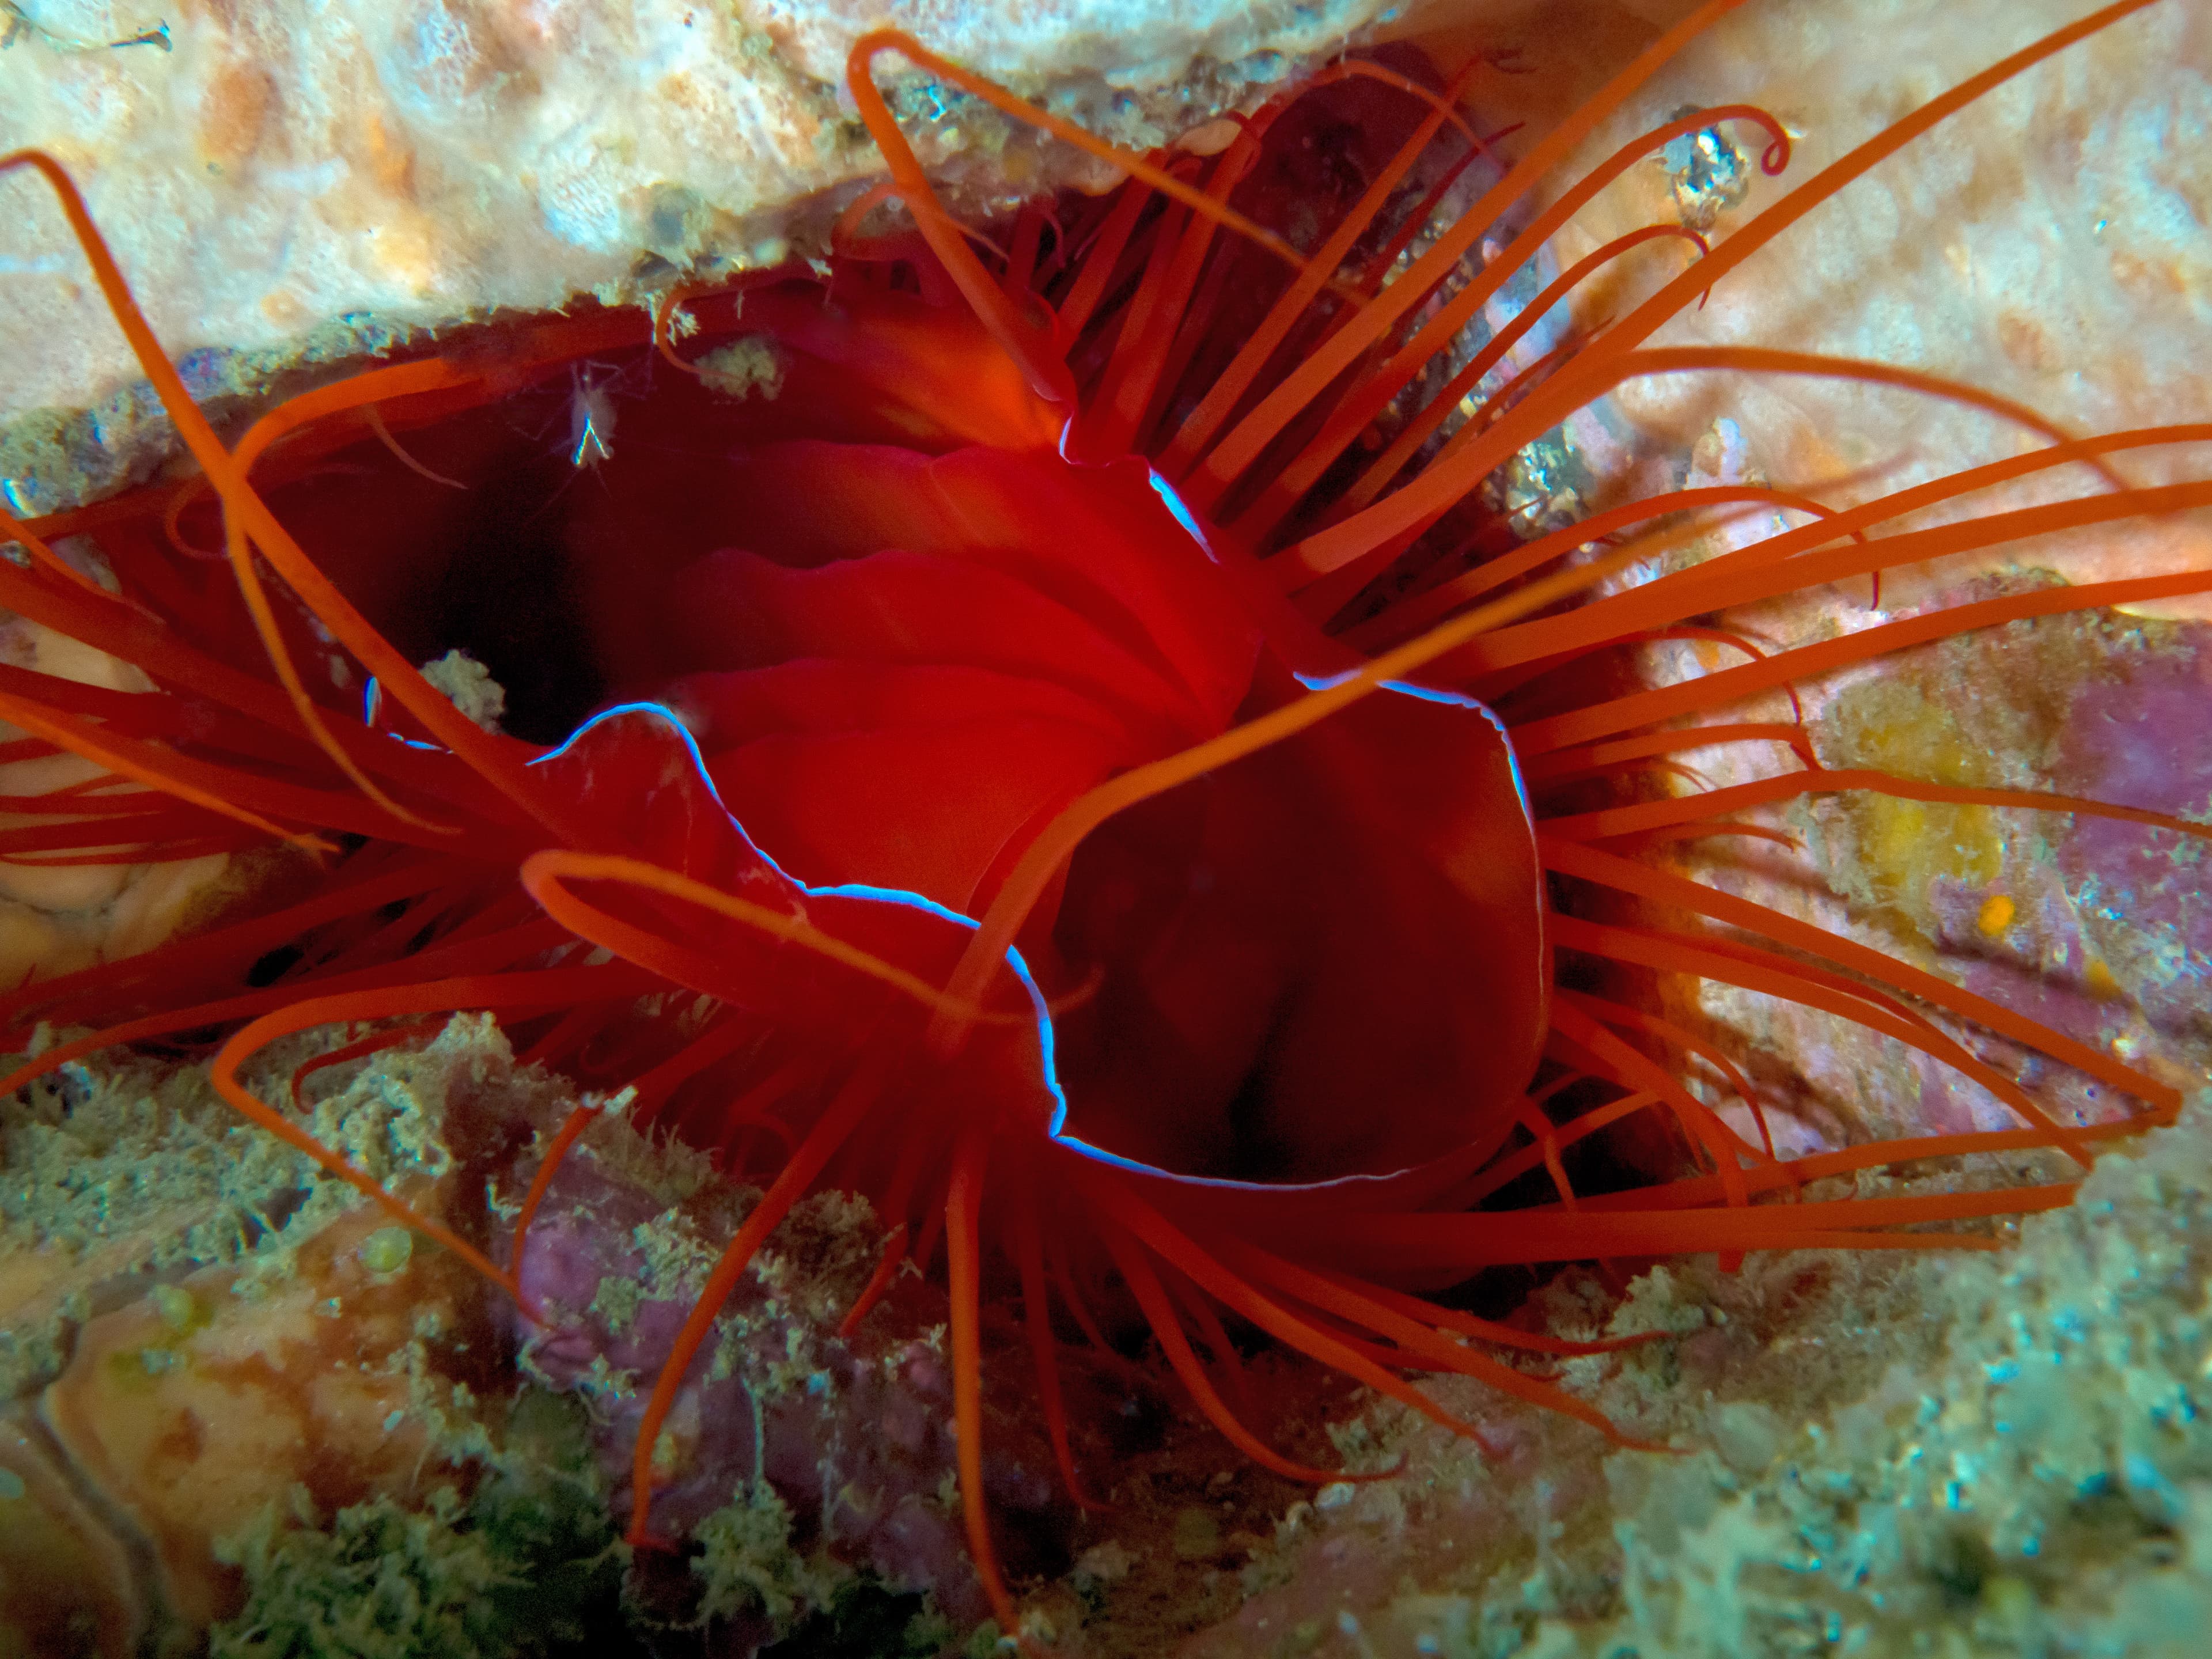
[40,1203,494,1628]
[1453,0,2212,618]
[0,1407,145,1659]
[1174,1065,2212,1659]
[1,1015,556,1643]
[0,0,1397,509]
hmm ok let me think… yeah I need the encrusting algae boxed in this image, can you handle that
[3,1013,1022,1656]
[1,0,2210,1655]
[1181,1058,2212,1659]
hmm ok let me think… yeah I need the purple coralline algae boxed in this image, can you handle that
[506,1114,1075,1641]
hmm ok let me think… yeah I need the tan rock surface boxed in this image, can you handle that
[0,0,1397,506]
[0,597,229,989]
[1423,0,2212,617]
[0,1407,145,1659]
[39,1202,490,1628]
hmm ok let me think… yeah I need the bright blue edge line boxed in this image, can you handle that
[531,700,1073,1137]
[513,637,1524,1190]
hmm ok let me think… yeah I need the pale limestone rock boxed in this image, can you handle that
[19,1022,535,1634]
[0,568,230,986]
[1188,1080,2212,1657]
[0,0,1399,494]
[1471,0,2212,619]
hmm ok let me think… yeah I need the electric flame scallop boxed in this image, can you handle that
[0,0,2207,1637]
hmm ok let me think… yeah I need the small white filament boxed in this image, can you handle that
[569,370,618,469]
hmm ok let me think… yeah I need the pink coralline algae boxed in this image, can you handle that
[1922,617,2212,1073]
[506,1133,1078,1638]
[2051,637,2212,1025]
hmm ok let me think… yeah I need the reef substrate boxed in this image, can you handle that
[0,1016,1359,1657]
[1171,607,2212,1659]
[0,0,1398,506]
[7,988,2207,1658]
[1177,1085,2212,1659]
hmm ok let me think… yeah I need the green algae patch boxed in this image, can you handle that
[691,1479,842,1635]
[1,1015,568,1398]
[210,1389,626,1659]
[211,1487,516,1659]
